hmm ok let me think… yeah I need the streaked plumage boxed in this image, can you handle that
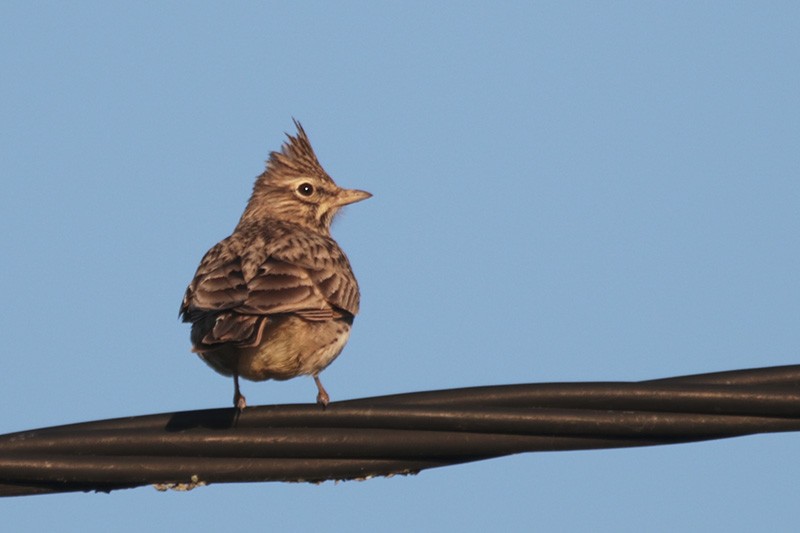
[180,121,370,408]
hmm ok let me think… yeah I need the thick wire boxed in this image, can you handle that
[1,364,799,497]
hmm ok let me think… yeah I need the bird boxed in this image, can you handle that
[179,120,371,409]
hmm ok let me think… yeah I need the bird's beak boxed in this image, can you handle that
[335,188,372,207]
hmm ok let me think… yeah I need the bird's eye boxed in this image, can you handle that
[297,182,314,197]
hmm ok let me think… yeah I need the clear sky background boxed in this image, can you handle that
[2,2,799,531]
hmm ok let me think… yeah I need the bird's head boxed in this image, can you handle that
[239,120,371,234]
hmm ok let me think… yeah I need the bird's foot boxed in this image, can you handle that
[316,390,329,408]
[314,375,330,408]
[233,374,247,410]
[234,392,247,410]
[233,393,247,411]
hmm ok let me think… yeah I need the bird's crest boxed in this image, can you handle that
[262,119,331,184]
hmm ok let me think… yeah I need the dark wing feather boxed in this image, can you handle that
[181,221,361,348]
[264,222,361,316]
[195,312,268,347]
[237,258,321,314]
[179,237,248,322]
[307,265,360,316]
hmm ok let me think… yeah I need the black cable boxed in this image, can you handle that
[1,364,799,497]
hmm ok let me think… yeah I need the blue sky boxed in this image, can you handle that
[2,2,799,531]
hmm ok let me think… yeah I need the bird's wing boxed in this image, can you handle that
[235,257,341,318]
[239,230,361,318]
[181,227,360,336]
[179,237,248,322]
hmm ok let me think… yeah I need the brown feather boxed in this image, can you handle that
[180,121,369,405]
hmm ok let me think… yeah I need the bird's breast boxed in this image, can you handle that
[230,315,352,381]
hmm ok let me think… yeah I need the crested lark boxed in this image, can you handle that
[180,121,371,409]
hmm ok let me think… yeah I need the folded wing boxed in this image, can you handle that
[180,228,360,348]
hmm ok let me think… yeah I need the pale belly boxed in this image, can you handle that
[197,315,352,381]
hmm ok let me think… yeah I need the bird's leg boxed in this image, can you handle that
[313,375,330,408]
[233,373,247,410]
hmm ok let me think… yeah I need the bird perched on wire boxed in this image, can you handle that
[180,121,371,409]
